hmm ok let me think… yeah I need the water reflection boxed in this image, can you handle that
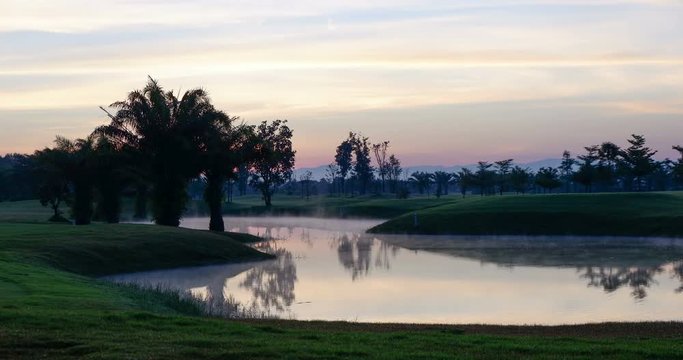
[109,217,683,325]
[377,234,683,300]
[332,234,400,280]
[579,266,662,300]
[671,261,683,293]
[240,242,297,312]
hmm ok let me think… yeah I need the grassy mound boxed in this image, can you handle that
[369,192,683,236]
[0,223,270,276]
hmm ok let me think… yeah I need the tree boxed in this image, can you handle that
[409,171,433,196]
[433,171,453,198]
[596,142,621,191]
[535,167,561,193]
[672,146,683,188]
[386,154,402,193]
[352,134,374,195]
[334,136,354,195]
[509,166,533,194]
[372,141,390,193]
[620,134,657,191]
[98,77,217,226]
[36,136,97,225]
[92,135,130,223]
[249,120,296,207]
[574,145,599,193]
[475,161,495,196]
[201,112,252,232]
[300,170,313,200]
[454,168,474,198]
[494,159,514,195]
[559,150,575,193]
[34,149,70,222]
[325,163,340,195]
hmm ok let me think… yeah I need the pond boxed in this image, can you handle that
[105,217,683,325]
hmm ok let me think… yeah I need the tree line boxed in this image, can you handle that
[305,133,683,198]
[0,78,295,230]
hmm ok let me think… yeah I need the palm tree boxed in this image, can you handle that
[201,115,255,232]
[97,77,217,226]
[409,171,433,196]
[454,168,474,198]
[432,171,453,198]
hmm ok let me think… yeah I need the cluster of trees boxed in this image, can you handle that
[5,78,295,230]
[327,133,403,196]
[407,134,683,197]
[0,154,38,201]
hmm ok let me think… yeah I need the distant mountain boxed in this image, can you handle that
[293,159,563,181]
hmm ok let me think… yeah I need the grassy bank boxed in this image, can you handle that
[0,195,454,223]
[370,192,683,236]
[186,194,456,219]
[1,202,683,358]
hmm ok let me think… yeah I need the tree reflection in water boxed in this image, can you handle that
[239,240,297,312]
[672,261,683,293]
[334,233,400,280]
[579,266,663,300]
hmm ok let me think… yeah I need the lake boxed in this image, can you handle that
[105,216,683,325]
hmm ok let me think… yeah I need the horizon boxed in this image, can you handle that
[3,1,683,167]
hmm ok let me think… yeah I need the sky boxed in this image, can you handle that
[2,0,683,167]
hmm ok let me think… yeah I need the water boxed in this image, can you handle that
[105,216,683,325]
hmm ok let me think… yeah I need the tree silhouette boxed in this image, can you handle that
[494,159,514,195]
[509,166,533,194]
[372,141,390,193]
[34,136,97,225]
[409,171,433,196]
[387,154,402,194]
[34,148,70,222]
[559,150,575,193]
[535,167,561,193]
[433,171,453,198]
[454,168,474,198]
[97,77,217,226]
[352,134,374,195]
[91,135,130,223]
[574,145,599,193]
[201,113,253,231]
[475,161,495,196]
[672,146,683,188]
[334,136,354,195]
[596,142,620,191]
[249,120,295,207]
[620,134,657,191]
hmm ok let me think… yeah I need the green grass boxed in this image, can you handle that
[2,200,683,358]
[2,195,454,223]
[370,192,683,236]
[0,223,270,276]
[199,194,456,219]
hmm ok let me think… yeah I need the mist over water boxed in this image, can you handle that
[106,217,683,325]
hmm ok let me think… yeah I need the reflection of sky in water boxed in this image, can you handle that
[106,217,683,325]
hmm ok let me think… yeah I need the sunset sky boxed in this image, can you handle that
[2,0,683,167]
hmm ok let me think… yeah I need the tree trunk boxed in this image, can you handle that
[206,174,225,232]
[72,181,93,225]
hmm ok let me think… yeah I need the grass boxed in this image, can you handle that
[1,195,454,222]
[1,199,683,358]
[187,194,456,219]
[370,192,683,236]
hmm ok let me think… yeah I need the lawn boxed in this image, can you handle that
[370,192,683,237]
[1,199,683,358]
